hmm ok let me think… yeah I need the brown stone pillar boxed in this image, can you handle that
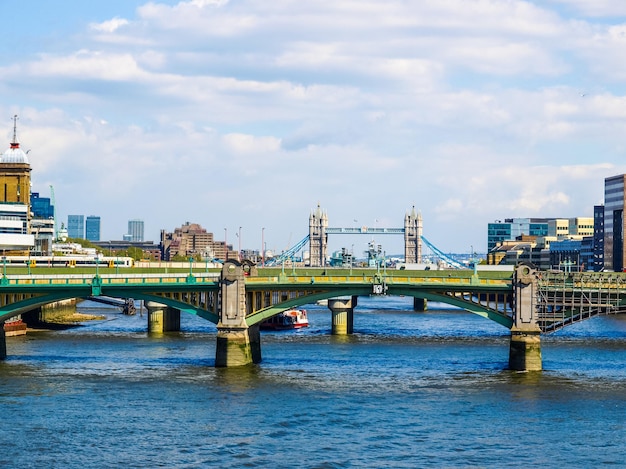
[509,328,542,371]
[509,263,542,371]
[215,260,261,367]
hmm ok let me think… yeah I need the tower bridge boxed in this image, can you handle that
[267,204,464,268]
[308,204,423,267]
[1,262,626,371]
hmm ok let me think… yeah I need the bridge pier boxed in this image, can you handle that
[216,324,261,367]
[509,328,542,371]
[413,297,427,312]
[328,296,357,335]
[0,325,6,360]
[509,263,542,371]
[146,302,181,333]
[216,260,261,367]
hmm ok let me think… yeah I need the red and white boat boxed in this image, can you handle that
[260,309,309,330]
[4,315,27,336]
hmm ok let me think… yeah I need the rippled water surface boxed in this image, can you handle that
[2,296,626,467]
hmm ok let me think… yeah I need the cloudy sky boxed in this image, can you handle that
[3,0,626,257]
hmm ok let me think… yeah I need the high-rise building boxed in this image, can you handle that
[30,192,55,255]
[85,215,101,242]
[593,205,604,272]
[128,219,144,242]
[604,174,626,272]
[67,215,85,239]
[31,192,54,219]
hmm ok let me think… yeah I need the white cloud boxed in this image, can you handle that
[90,17,129,33]
[3,0,626,251]
[221,133,280,155]
[20,50,148,81]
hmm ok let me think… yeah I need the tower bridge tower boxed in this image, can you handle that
[404,206,422,264]
[309,203,328,267]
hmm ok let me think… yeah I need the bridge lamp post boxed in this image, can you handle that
[350,244,354,274]
[2,256,6,278]
[238,226,242,261]
[189,256,194,276]
[261,227,265,266]
[383,251,387,275]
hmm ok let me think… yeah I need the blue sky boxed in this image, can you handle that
[2,0,626,256]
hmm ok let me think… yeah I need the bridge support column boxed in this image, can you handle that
[146,302,181,333]
[509,328,542,372]
[413,297,427,312]
[216,260,261,367]
[328,296,356,335]
[0,325,6,360]
[509,263,542,371]
[216,324,261,367]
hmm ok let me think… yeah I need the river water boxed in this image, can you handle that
[2,296,626,468]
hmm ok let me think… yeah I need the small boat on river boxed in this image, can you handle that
[260,309,309,330]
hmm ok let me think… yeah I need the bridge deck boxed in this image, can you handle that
[0,267,624,333]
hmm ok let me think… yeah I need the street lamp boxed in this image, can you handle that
[238,226,242,261]
[261,227,265,266]
[224,228,228,260]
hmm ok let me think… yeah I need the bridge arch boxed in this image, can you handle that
[0,291,219,325]
[245,286,513,329]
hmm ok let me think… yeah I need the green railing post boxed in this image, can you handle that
[1,256,6,285]
[187,256,196,283]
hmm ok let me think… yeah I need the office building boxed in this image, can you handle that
[604,174,626,272]
[160,222,232,261]
[593,205,604,271]
[487,218,550,252]
[31,192,54,219]
[85,215,101,242]
[68,215,85,239]
[128,219,144,242]
[30,192,55,255]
